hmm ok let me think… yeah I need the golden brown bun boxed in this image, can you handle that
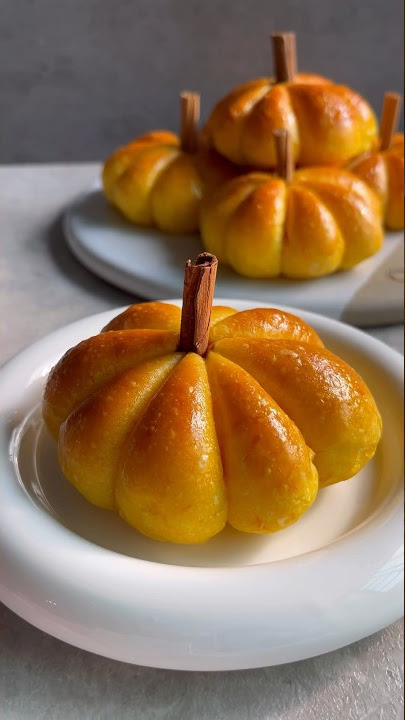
[347,133,404,230]
[200,168,383,278]
[102,131,237,233]
[43,303,381,543]
[204,75,378,168]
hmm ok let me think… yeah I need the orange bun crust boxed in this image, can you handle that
[43,302,381,544]
[347,133,404,230]
[200,168,383,278]
[102,130,237,233]
[204,75,378,168]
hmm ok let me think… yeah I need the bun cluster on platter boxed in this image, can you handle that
[102,32,403,280]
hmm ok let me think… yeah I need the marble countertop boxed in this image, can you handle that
[1,164,403,720]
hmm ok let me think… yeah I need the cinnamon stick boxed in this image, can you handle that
[180,91,200,153]
[380,92,402,150]
[179,253,218,355]
[273,128,294,183]
[271,32,296,83]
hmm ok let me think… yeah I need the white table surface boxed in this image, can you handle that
[1,163,404,720]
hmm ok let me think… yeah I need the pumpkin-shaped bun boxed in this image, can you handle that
[102,93,237,233]
[204,33,377,168]
[43,288,381,544]
[200,168,383,278]
[204,75,377,168]
[347,133,404,231]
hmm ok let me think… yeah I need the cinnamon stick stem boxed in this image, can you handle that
[180,91,200,153]
[380,92,402,150]
[273,128,294,183]
[271,32,296,83]
[179,253,218,355]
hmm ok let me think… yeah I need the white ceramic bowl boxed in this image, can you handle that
[0,300,403,670]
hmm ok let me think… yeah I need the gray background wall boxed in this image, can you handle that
[1,0,403,163]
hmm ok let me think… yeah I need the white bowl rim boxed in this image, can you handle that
[0,299,403,670]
